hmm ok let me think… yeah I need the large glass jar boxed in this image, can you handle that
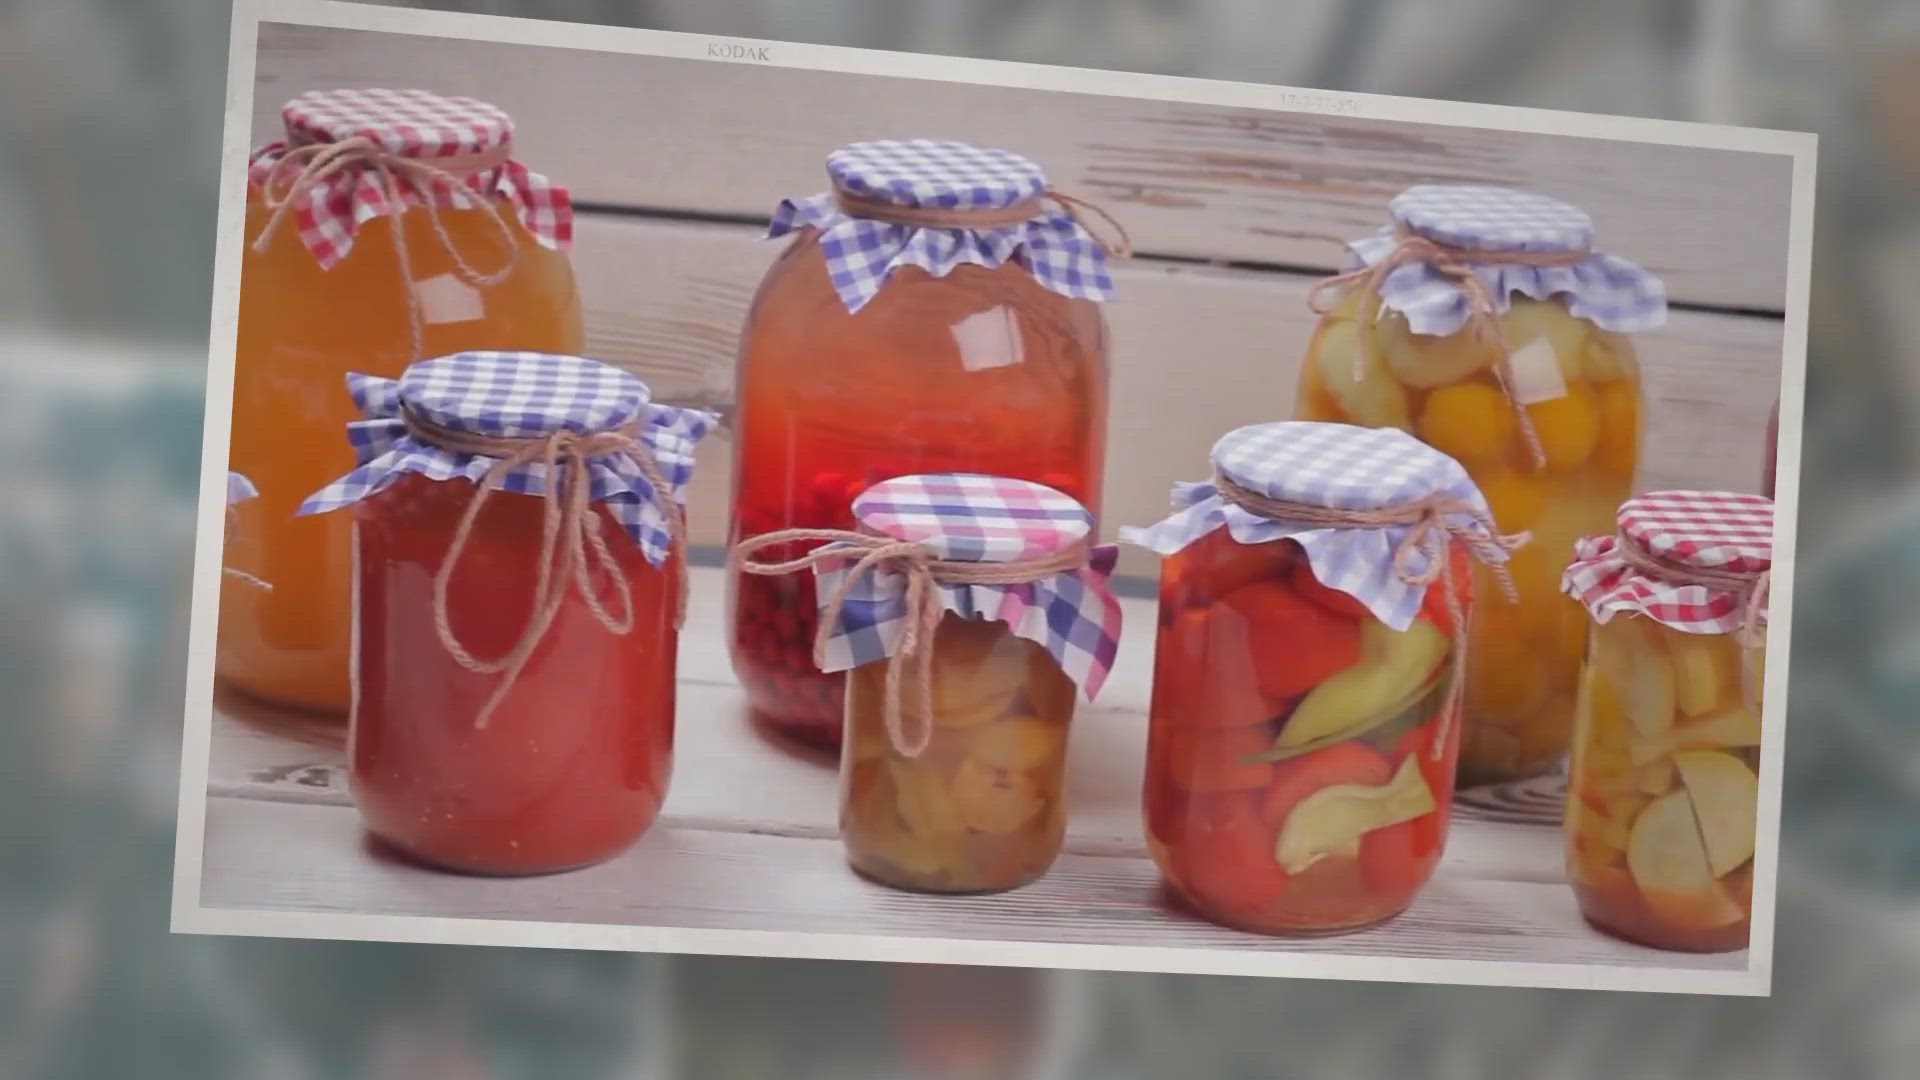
[1295,185,1668,787]
[220,88,583,717]
[1561,490,1772,952]
[1125,422,1520,935]
[299,353,713,875]
[726,140,1119,751]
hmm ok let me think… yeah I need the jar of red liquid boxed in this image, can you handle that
[726,139,1126,750]
[1122,422,1526,934]
[224,88,582,718]
[298,352,715,875]
[1560,491,1772,952]
[733,474,1123,893]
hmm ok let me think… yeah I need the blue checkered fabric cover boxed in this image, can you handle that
[1121,422,1506,631]
[809,474,1124,699]
[766,139,1117,314]
[298,352,717,567]
[1344,184,1668,336]
[226,472,258,505]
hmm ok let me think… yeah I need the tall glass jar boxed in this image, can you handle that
[1124,422,1522,934]
[734,473,1122,893]
[221,88,583,717]
[1561,490,1772,952]
[727,140,1120,751]
[298,353,714,875]
[1295,185,1669,787]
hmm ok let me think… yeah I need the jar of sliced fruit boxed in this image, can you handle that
[1560,490,1773,952]
[1123,422,1526,934]
[1296,185,1668,787]
[733,473,1123,893]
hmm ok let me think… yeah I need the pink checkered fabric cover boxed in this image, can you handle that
[247,88,572,268]
[1562,489,1774,634]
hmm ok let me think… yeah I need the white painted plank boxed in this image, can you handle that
[250,23,1793,311]
[198,797,1738,970]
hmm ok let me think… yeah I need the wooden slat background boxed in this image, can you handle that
[248,24,1792,580]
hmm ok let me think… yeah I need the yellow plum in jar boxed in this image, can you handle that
[1524,380,1602,473]
[1418,382,1517,468]
[1500,297,1593,382]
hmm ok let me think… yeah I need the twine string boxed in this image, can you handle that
[252,135,523,363]
[831,181,1133,260]
[1212,472,1530,761]
[732,529,1093,759]
[404,408,688,729]
[1306,227,1593,471]
[1612,530,1771,710]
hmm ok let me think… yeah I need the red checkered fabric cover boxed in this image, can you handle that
[1562,489,1774,634]
[247,88,571,268]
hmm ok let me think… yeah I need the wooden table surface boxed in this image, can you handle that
[196,565,1751,989]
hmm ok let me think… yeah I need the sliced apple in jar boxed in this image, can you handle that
[1668,631,1740,718]
[1674,705,1762,751]
[1626,789,1745,930]
[1672,750,1759,878]
[1591,617,1675,739]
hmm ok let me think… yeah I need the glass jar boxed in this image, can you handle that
[1125,422,1521,935]
[734,473,1122,893]
[1561,490,1772,952]
[1296,185,1668,787]
[299,353,713,875]
[726,140,1120,751]
[220,88,583,717]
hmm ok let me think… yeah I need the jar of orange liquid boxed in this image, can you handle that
[221,88,583,717]
[298,352,715,875]
[1294,185,1669,787]
[733,474,1123,893]
[1124,422,1525,934]
[726,140,1125,751]
[1560,490,1771,952]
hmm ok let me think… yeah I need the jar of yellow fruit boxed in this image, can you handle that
[1296,185,1669,787]
[732,473,1124,893]
[1560,490,1772,952]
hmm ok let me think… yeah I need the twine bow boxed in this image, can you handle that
[406,409,688,729]
[252,134,522,363]
[1306,226,1594,471]
[1213,472,1530,760]
[832,179,1134,260]
[731,529,1092,759]
[1613,530,1772,710]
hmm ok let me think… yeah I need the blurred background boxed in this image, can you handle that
[4,0,1920,1076]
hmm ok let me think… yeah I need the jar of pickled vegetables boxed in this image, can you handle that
[298,352,715,875]
[727,139,1125,751]
[1560,490,1771,952]
[734,473,1123,893]
[1296,185,1669,787]
[222,88,584,717]
[1122,422,1526,934]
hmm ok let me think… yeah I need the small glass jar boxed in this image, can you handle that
[222,88,583,717]
[1295,185,1669,788]
[726,140,1121,751]
[1126,422,1519,935]
[735,473,1122,894]
[299,352,713,875]
[1561,491,1772,952]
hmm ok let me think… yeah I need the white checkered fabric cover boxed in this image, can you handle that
[1342,184,1667,336]
[809,474,1123,699]
[1121,421,1506,631]
[298,352,716,567]
[247,88,572,269]
[1563,490,1774,634]
[766,139,1117,314]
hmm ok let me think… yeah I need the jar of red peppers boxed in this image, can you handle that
[1122,422,1526,934]
[1294,185,1668,787]
[734,474,1123,893]
[1561,491,1772,952]
[726,140,1125,750]
[298,352,715,875]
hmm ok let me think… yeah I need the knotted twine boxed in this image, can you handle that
[731,530,1093,759]
[1613,530,1772,712]
[252,135,522,364]
[404,408,687,730]
[832,180,1135,261]
[1211,471,1529,761]
[1306,226,1595,471]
